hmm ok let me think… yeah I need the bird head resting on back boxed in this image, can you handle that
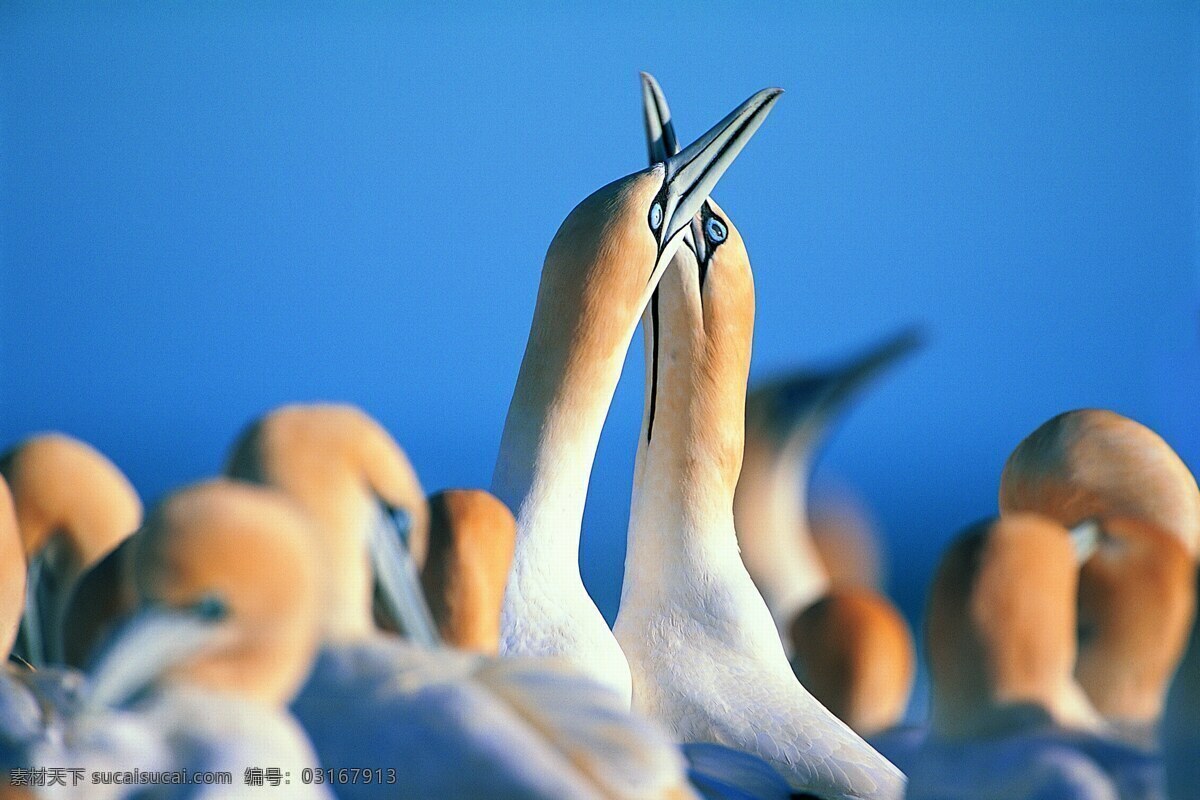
[225,403,428,645]
[926,513,1107,741]
[1000,409,1199,734]
[0,433,142,665]
[490,85,781,702]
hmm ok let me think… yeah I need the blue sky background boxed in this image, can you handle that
[2,3,1198,687]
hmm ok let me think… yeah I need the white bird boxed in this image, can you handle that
[22,480,334,799]
[613,73,905,800]
[491,84,781,703]
[0,433,142,667]
[734,332,920,644]
[0,436,144,779]
[227,403,703,799]
[1000,409,1199,744]
[734,333,921,737]
[909,513,1138,800]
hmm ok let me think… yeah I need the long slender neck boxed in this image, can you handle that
[492,326,632,577]
[492,176,658,580]
[624,258,750,600]
[734,434,831,629]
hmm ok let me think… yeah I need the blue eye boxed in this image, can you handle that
[649,202,663,232]
[705,217,727,244]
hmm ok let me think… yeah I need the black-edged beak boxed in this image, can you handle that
[758,326,925,453]
[641,72,680,165]
[83,595,227,712]
[370,504,440,648]
[641,72,711,267]
[648,86,782,280]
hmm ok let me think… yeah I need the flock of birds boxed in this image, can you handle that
[0,73,1197,800]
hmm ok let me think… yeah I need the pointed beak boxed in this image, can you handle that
[640,72,679,164]
[1068,519,1103,564]
[370,504,441,648]
[650,86,782,274]
[84,596,227,712]
[761,326,925,453]
[642,72,710,266]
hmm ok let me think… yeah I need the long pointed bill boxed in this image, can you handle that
[16,550,57,668]
[84,596,227,712]
[370,504,441,648]
[1068,519,1103,564]
[641,72,711,265]
[640,72,679,164]
[761,326,925,455]
[650,86,782,280]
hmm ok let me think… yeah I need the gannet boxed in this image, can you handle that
[228,404,703,799]
[909,513,1146,800]
[614,72,905,800]
[421,489,516,653]
[733,330,921,639]
[1000,409,1200,739]
[227,403,437,645]
[789,590,915,739]
[19,480,333,799]
[0,434,142,666]
[732,331,921,737]
[999,409,1200,556]
[492,84,781,702]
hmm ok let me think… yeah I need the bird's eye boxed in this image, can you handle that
[649,202,663,232]
[705,216,728,244]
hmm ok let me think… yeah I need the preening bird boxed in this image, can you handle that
[16,480,333,799]
[227,403,436,646]
[613,72,904,800]
[491,84,781,703]
[909,513,1161,800]
[229,404,701,800]
[0,434,142,667]
[1001,409,1200,740]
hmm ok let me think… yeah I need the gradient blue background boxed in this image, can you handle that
[2,3,1198,703]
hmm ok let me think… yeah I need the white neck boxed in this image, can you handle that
[734,435,831,632]
[493,307,645,587]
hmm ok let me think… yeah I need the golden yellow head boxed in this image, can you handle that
[0,433,142,568]
[789,587,915,737]
[227,403,427,559]
[421,489,516,654]
[927,513,1087,738]
[133,480,322,706]
[1000,409,1200,556]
